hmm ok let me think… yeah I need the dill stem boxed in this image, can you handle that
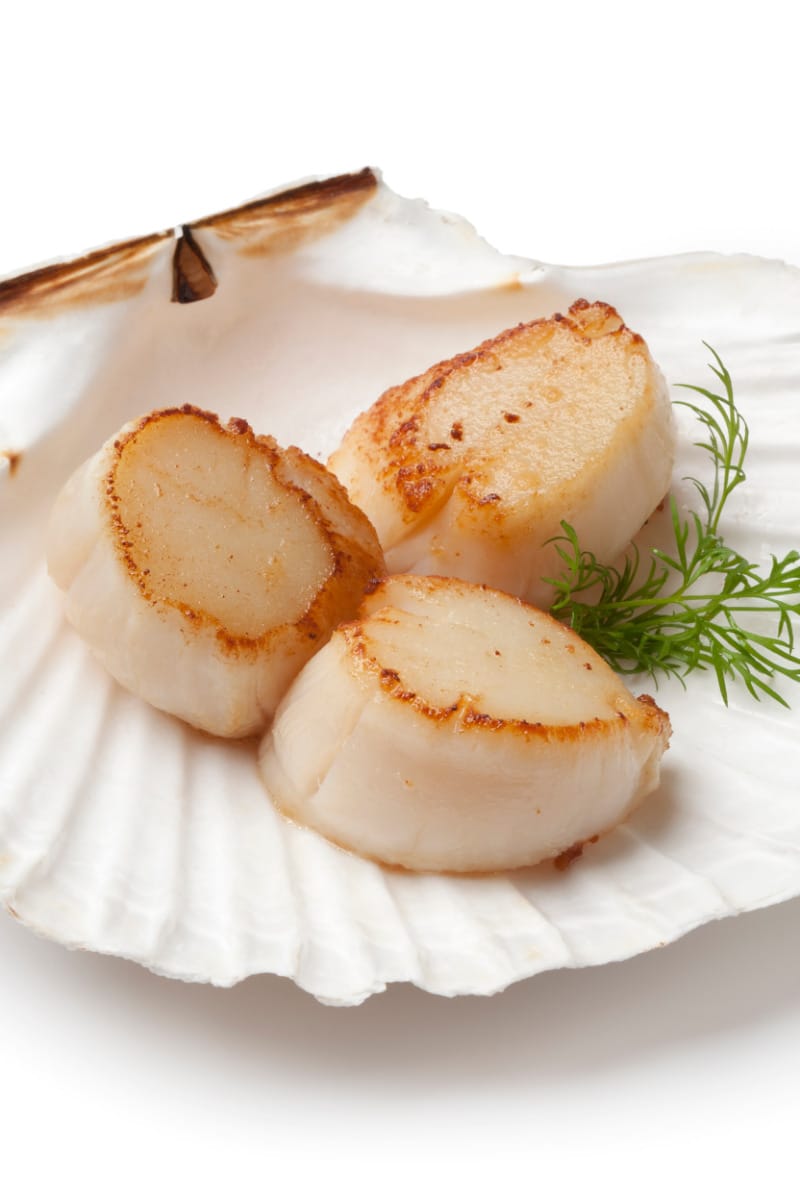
[570,595,792,612]
[548,345,800,705]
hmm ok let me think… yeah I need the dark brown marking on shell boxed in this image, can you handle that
[0,171,377,320]
[196,168,377,230]
[503,412,521,423]
[553,834,600,872]
[172,226,217,304]
[194,169,379,255]
[553,842,584,871]
[427,442,450,451]
[450,421,464,441]
[0,233,168,318]
[1,450,21,476]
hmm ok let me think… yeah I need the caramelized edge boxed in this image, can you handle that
[335,300,651,524]
[344,575,672,743]
[104,406,371,657]
[0,170,378,318]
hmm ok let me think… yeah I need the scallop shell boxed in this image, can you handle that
[2,169,799,1005]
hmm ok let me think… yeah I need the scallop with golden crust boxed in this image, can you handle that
[47,407,385,737]
[259,574,671,872]
[328,301,675,607]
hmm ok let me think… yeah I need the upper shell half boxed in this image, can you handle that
[1,168,800,1004]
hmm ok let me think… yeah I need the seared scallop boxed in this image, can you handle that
[259,574,671,873]
[328,301,675,607]
[47,406,385,737]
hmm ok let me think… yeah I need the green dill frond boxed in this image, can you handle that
[545,347,800,706]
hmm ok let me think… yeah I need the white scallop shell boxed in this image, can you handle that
[2,171,799,1005]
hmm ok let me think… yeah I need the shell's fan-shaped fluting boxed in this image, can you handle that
[2,170,800,1003]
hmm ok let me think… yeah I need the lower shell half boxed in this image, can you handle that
[1,173,800,1002]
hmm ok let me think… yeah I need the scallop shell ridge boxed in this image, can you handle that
[2,172,800,1002]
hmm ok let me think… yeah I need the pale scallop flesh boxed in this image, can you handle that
[47,406,385,737]
[260,575,671,872]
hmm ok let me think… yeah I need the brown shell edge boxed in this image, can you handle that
[194,167,378,238]
[0,232,169,318]
[0,169,379,318]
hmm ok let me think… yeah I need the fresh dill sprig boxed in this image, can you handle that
[546,345,800,706]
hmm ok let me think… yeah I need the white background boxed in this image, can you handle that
[2,3,799,1197]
